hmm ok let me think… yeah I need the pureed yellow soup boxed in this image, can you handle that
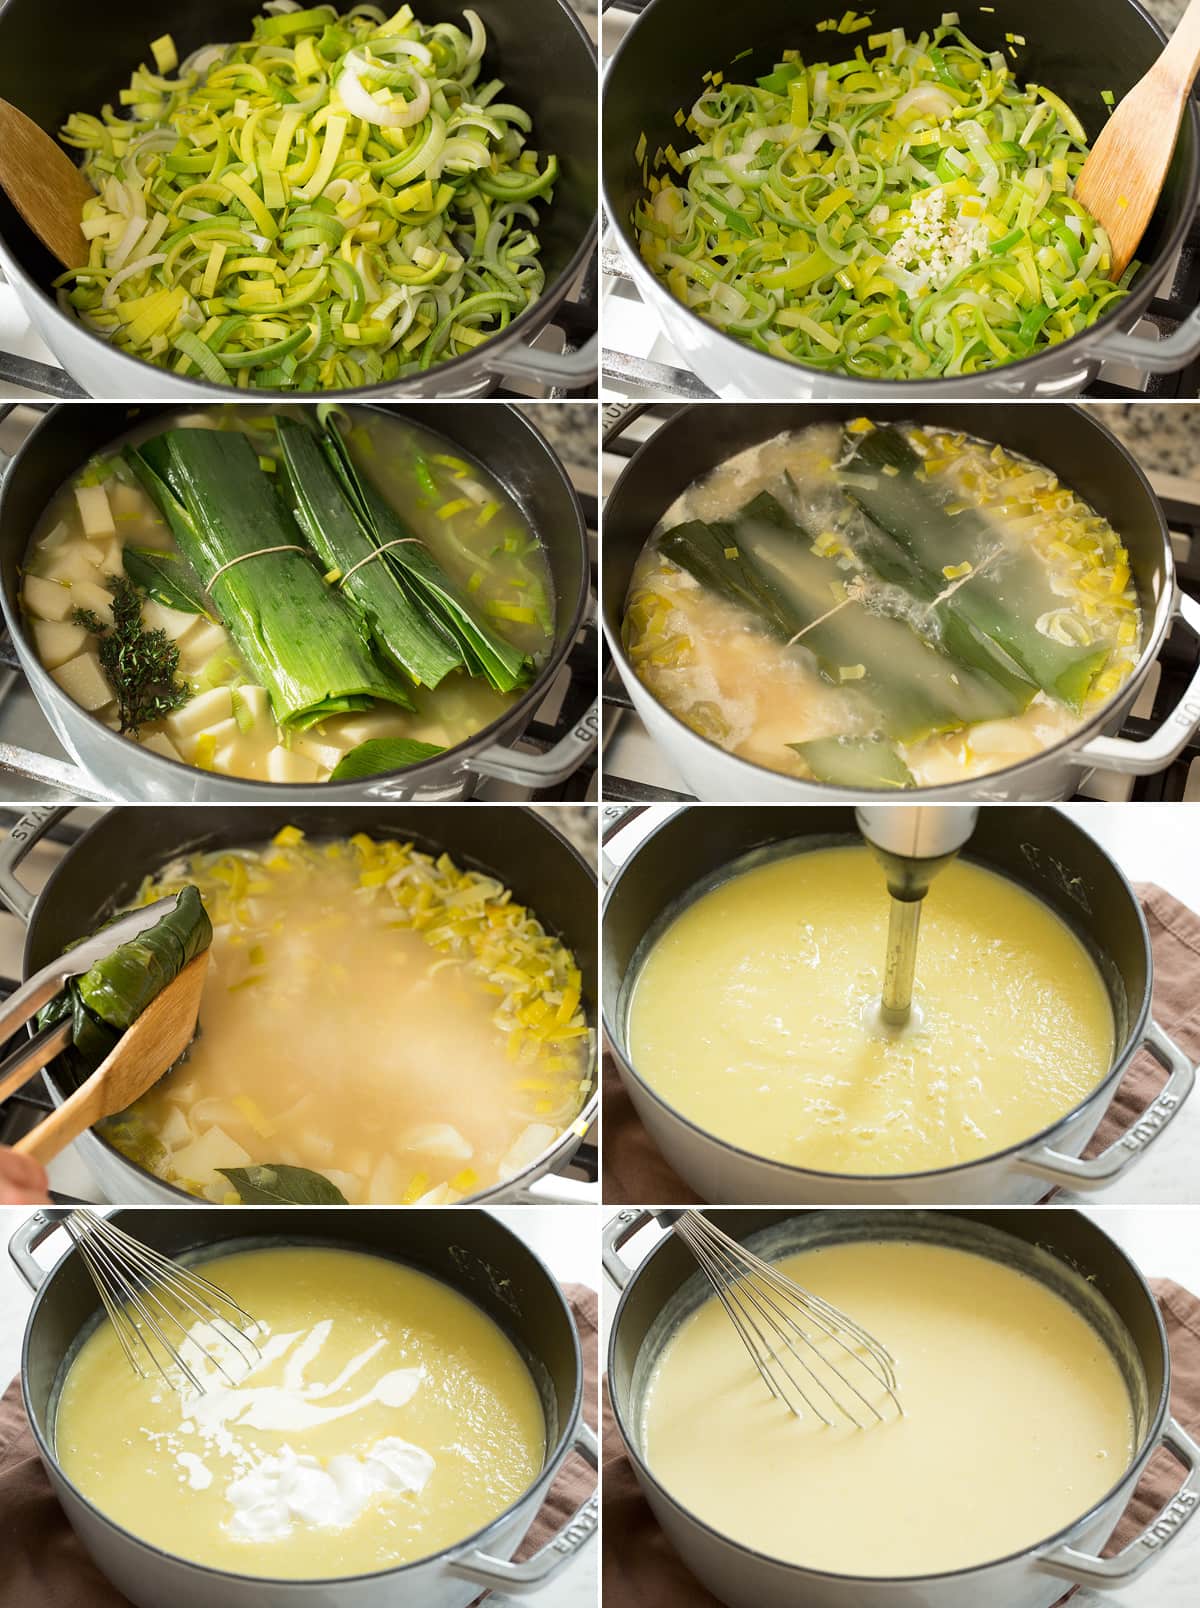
[55,1245,545,1579]
[642,1237,1135,1576]
[626,845,1114,1175]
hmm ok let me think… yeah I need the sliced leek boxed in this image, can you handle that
[635,24,1134,379]
[58,5,556,389]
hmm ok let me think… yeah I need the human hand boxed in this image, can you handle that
[0,1148,50,1205]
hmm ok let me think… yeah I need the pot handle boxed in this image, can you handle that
[466,599,598,789]
[1037,1415,1200,1587]
[600,803,688,883]
[8,1205,71,1292]
[602,1206,677,1288]
[447,1419,598,1593]
[1088,304,1200,374]
[0,805,72,922]
[482,331,599,390]
[1016,1019,1195,1189]
[1072,591,1200,775]
[466,698,597,788]
[0,742,113,802]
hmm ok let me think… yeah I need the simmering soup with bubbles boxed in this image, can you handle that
[102,827,592,1203]
[623,418,1141,789]
[22,406,555,784]
[56,1244,546,1578]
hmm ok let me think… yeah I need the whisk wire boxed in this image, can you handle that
[65,1212,262,1395]
[673,1212,903,1431]
[689,1227,856,1425]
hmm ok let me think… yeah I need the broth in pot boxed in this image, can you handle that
[96,825,592,1205]
[623,418,1142,790]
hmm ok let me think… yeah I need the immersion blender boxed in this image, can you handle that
[855,807,980,1028]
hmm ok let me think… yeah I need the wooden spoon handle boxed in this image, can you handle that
[14,1079,105,1165]
[1158,0,1200,93]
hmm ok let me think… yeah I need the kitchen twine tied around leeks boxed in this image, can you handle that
[205,545,308,591]
[331,537,427,587]
[203,537,428,593]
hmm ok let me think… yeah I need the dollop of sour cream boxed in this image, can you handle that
[225,1438,436,1540]
[160,1317,436,1541]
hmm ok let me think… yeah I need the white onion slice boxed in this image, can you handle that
[337,54,431,128]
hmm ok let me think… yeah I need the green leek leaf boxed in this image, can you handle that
[330,737,446,781]
[37,886,212,1069]
[844,427,1109,710]
[320,415,534,695]
[122,547,214,618]
[791,735,916,790]
[275,416,462,689]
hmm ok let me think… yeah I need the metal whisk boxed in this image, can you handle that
[671,1211,902,1429]
[65,1211,262,1396]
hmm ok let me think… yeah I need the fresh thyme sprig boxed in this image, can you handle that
[73,575,190,734]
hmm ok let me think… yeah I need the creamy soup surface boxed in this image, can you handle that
[627,845,1114,1175]
[642,1238,1135,1576]
[103,828,591,1205]
[55,1245,545,1579]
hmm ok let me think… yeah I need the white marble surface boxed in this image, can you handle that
[600,1206,1200,1608]
[0,1205,599,1608]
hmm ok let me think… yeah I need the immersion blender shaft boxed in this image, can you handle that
[855,807,981,1031]
[880,896,923,1026]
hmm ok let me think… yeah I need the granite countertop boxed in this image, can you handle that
[533,804,597,870]
[1147,0,1187,28]
[515,403,596,476]
[1080,404,1199,481]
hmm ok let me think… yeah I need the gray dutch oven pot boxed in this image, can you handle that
[603,0,1200,400]
[0,402,596,803]
[11,1206,598,1608]
[603,1207,1200,1608]
[602,804,1196,1204]
[601,402,1200,803]
[0,0,598,401]
[0,801,598,1206]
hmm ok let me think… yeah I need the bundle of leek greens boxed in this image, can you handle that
[57,3,557,389]
[634,11,1134,378]
[118,409,533,765]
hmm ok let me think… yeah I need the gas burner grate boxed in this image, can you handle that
[600,407,1200,803]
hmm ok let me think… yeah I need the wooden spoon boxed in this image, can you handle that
[14,951,209,1165]
[0,98,94,271]
[1074,0,1200,280]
